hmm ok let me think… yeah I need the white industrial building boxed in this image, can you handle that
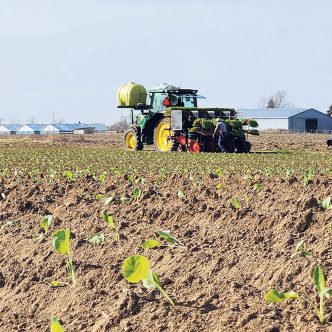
[0,124,21,135]
[237,108,332,132]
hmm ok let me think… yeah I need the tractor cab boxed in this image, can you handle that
[148,84,202,113]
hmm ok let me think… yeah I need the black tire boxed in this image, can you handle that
[123,128,143,151]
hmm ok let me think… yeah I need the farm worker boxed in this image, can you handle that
[213,118,228,153]
[182,115,194,149]
[327,136,332,147]
[176,97,185,107]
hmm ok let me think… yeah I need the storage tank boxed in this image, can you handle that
[117,82,147,107]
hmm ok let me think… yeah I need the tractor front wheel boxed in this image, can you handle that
[124,129,143,151]
[154,118,172,152]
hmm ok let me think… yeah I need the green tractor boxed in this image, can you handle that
[118,82,257,153]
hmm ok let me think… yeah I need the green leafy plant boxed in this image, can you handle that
[142,230,186,250]
[303,169,314,186]
[253,182,261,191]
[213,168,224,179]
[63,170,74,181]
[50,280,62,287]
[95,193,105,201]
[104,195,115,206]
[50,316,64,332]
[86,232,105,245]
[133,187,141,201]
[120,195,130,203]
[265,265,331,324]
[291,240,311,258]
[98,173,106,183]
[51,228,77,288]
[101,211,119,241]
[321,197,331,210]
[41,215,53,235]
[177,188,185,199]
[122,255,174,307]
[231,196,241,209]
[0,192,5,201]
[135,177,145,185]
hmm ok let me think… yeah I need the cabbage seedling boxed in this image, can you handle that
[133,187,141,201]
[265,265,332,324]
[101,211,119,241]
[98,173,106,183]
[52,228,77,288]
[50,316,64,332]
[63,170,74,181]
[120,195,130,203]
[142,230,186,250]
[86,232,105,245]
[41,215,53,235]
[36,214,53,241]
[104,195,115,206]
[291,240,311,258]
[177,188,185,199]
[303,169,313,186]
[231,196,241,209]
[122,255,174,307]
[95,194,105,201]
[253,182,261,191]
[321,197,331,210]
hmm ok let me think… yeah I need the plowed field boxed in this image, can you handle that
[1,133,332,332]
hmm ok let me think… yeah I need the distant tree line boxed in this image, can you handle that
[108,118,130,132]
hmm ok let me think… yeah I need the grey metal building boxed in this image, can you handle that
[236,108,332,132]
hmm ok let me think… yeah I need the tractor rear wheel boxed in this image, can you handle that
[154,118,172,152]
[124,129,143,151]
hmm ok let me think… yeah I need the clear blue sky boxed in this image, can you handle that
[0,0,331,124]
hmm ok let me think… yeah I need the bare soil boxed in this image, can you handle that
[0,131,330,152]
[250,132,331,152]
[1,171,332,331]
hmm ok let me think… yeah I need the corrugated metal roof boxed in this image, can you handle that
[236,108,316,119]
[0,124,22,131]
[17,124,45,131]
[41,123,108,132]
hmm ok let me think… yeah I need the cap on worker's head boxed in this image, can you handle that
[216,118,221,122]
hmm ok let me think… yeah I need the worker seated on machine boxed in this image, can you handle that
[176,97,185,107]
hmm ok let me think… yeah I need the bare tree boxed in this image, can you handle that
[57,117,65,124]
[9,117,21,125]
[327,105,332,117]
[109,118,130,132]
[260,90,291,108]
[27,115,36,124]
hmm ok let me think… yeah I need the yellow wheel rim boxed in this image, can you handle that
[125,132,137,150]
[155,121,172,152]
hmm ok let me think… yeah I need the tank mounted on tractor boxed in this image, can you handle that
[117,82,258,153]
